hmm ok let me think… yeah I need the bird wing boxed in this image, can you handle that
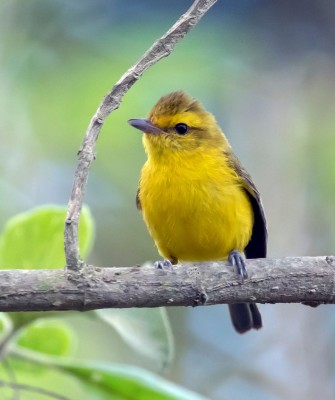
[136,188,142,210]
[226,152,267,259]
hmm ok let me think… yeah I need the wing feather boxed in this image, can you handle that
[226,152,267,259]
[136,188,141,211]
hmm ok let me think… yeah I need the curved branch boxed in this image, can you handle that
[64,0,218,269]
[0,256,334,312]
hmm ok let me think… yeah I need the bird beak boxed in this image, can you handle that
[128,118,163,135]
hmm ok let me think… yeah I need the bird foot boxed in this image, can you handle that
[154,259,174,270]
[228,250,248,281]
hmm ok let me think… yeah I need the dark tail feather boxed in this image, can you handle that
[228,303,262,334]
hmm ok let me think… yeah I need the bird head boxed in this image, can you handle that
[128,91,228,157]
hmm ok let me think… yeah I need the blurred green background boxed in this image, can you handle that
[1,0,335,399]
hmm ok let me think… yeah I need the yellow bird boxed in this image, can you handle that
[128,91,267,334]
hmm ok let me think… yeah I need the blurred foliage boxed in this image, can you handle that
[0,205,94,269]
[15,318,76,357]
[0,206,193,399]
[0,1,335,399]
[96,307,174,370]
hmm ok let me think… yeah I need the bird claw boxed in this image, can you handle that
[228,250,248,281]
[154,259,174,270]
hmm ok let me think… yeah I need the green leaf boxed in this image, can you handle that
[0,204,94,269]
[7,311,58,330]
[6,348,209,400]
[13,318,76,357]
[63,362,209,400]
[0,357,92,400]
[96,308,174,370]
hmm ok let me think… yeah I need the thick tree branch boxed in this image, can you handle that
[64,0,217,269]
[1,256,335,312]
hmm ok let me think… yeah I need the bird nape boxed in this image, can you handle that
[128,91,267,334]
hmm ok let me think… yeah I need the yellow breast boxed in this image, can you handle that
[139,146,253,263]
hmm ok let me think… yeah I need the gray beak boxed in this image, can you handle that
[128,118,163,135]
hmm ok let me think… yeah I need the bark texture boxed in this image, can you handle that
[1,256,334,312]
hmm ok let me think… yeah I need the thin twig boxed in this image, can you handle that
[64,0,218,269]
[0,256,334,311]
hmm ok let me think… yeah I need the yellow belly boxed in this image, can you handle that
[139,150,253,263]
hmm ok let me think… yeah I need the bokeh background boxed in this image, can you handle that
[1,0,335,399]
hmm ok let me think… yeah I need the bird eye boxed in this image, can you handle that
[174,123,189,135]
